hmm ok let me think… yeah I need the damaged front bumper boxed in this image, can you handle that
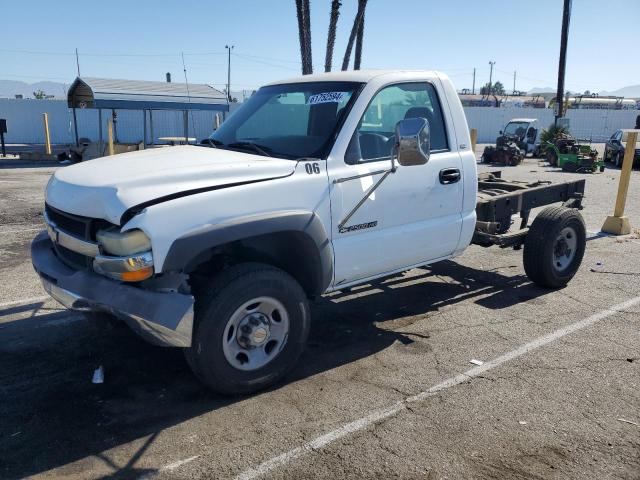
[31,231,194,347]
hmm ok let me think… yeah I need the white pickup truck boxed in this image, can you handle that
[32,70,588,394]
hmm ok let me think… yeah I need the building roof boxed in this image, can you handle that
[67,77,228,111]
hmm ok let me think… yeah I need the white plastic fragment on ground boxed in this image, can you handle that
[518,421,528,425]
[591,262,605,272]
[617,418,639,426]
[92,365,104,384]
[469,359,484,366]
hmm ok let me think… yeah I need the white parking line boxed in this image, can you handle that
[0,295,49,310]
[161,455,200,472]
[234,294,640,480]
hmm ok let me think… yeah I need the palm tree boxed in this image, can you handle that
[324,0,341,72]
[302,0,312,74]
[353,0,365,70]
[341,0,367,71]
[295,0,313,74]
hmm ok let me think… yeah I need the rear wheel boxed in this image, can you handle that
[186,263,310,395]
[546,150,558,166]
[523,206,586,288]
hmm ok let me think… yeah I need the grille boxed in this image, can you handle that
[57,244,91,270]
[45,204,91,239]
[45,204,115,270]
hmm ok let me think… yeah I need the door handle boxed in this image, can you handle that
[439,168,461,185]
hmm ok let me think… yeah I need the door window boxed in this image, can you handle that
[346,82,448,163]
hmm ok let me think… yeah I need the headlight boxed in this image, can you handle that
[95,229,153,282]
[97,229,151,256]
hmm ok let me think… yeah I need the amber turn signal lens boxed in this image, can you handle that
[120,267,153,282]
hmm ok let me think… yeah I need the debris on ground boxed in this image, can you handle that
[469,359,484,366]
[92,365,104,384]
[617,418,639,427]
[519,421,528,425]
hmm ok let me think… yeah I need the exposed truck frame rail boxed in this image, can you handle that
[473,171,585,248]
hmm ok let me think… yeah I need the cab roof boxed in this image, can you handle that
[265,69,442,86]
[508,118,538,123]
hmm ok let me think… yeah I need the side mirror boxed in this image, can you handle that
[499,130,503,135]
[394,117,430,167]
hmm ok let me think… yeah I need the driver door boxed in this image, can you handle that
[328,82,464,287]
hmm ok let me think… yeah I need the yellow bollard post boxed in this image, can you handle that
[602,130,638,235]
[107,119,115,156]
[470,128,477,155]
[43,113,52,155]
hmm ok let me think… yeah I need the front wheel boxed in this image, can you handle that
[546,150,558,166]
[523,206,586,288]
[186,263,310,395]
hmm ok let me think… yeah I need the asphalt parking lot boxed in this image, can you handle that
[1,150,639,480]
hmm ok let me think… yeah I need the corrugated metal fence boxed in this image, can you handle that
[1,99,638,145]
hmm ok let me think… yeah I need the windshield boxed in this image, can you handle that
[503,121,528,138]
[210,81,363,160]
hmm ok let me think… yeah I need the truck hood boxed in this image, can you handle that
[45,146,296,225]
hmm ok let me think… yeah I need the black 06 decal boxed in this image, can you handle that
[305,163,321,175]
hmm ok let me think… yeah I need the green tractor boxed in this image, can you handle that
[545,134,604,173]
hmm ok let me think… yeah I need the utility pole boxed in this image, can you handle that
[513,70,516,94]
[75,48,81,77]
[472,68,476,95]
[488,61,495,95]
[225,45,234,102]
[555,0,572,125]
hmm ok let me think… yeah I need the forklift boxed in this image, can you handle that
[481,118,541,166]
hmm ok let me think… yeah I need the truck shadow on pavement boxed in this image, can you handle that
[0,260,552,479]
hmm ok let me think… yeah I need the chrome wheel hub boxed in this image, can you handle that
[237,312,271,348]
[222,296,289,371]
[553,226,577,272]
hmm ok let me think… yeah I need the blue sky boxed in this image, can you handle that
[1,0,638,93]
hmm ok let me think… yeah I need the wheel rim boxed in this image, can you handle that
[222,296,289,371]
[552,226,578,272]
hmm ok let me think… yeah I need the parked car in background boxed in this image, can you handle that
[604,129,640,167]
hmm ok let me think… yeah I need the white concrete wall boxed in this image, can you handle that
[1,99,638,145]
[464,106,639,143]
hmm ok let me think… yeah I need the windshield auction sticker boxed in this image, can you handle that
[307,92,346,105]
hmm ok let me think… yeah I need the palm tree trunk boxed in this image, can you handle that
[353,0,365,70]
[341,0,367,71]
[325,0,341,72]
[295,0,307,74]
[302,0,313,74]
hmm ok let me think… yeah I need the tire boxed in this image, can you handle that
[562,161,577,172]
[546,150,558,166]
[523,206,586,288]
[185,263,310,395]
